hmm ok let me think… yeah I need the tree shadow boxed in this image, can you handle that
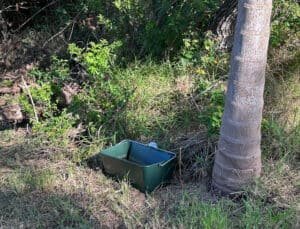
[0,141,104,227]
[0,188,102,228]
[92,0,220,59]
[0,140,144,228]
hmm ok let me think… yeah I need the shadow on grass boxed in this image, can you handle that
[1,131,298,228]
[0,189,102,228]
[0,141,103,228]
[0,140,145,228]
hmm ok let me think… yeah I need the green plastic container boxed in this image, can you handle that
[98,140,176,192]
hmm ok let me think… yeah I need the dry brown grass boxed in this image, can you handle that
[0,29,299,228]
[0,129,213,227]
[259,161,300,208]
[265,38,300,131]
[0,130,152,227]
[1,125,298,228]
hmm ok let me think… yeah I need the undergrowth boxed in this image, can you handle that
[0,0,299,228]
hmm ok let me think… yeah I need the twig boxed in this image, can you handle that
[0,9,8,41]
[12,0,59,33]
[179,147,182,182]
[21,75,39,123]
[190,94,202,113]
[68,19,76,41]
[43,10,82,47]
[2,73,19,80]
[42,23,70,48]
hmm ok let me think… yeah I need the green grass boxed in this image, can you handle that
[240,199,296,229]
[174,194,230,229]
[1,53,299,228]
[0,191,94,228]
[6,168,55,193]
[1,1,299,226]
[1,44,299,228]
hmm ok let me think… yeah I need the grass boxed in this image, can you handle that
[1,49,300,228]
[174,195,231,229]
[0,47,299,227]
[0,6,299,227]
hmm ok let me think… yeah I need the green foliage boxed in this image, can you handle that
[23,0,221,59]
[68,39,129,137]
[5,0,300,60]
[178,34,229,135]
[69,80,129,137]
[32,110,78,146]
[120,62,177,139]
[0,80,14,87]
[180,34,201,66]
[139,0,220,58]
[196,76,225,135]
[180,32,223,67]
[69,40,121,78]
[19,83,57,120]
[195,34,229,77]
[29,56,70,84]
[28,83,53,112]
[271,0,300,47]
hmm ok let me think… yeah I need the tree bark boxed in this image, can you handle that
[211,0,238,50]
[212,0,273,194]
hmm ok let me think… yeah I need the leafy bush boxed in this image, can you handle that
[68,40,121,78]
[19,82,57,121]
[67,40,130,136]
[189,35,228,135]
[271,0,300,47]
[68,81,130,137]
[30,56,70,83]
[5,0,221,59]
[197,77,225,135]
[32,110,78,146]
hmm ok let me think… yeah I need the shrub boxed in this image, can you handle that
[68,40,130,137]
[19,82,57,121]
[32,110,78,146]
[271,0,300,47]
[68,40,121,78]
[197,77,225,135]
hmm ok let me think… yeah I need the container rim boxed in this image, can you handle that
[100,139,176,168]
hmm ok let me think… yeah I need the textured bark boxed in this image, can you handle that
[212,0,273,194]
[211,0,238,50]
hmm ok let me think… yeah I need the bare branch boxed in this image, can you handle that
[12,0,59,33]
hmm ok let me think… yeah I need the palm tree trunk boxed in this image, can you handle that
[212,0,273,194]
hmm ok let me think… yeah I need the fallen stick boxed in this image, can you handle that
[21,75,39,123]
